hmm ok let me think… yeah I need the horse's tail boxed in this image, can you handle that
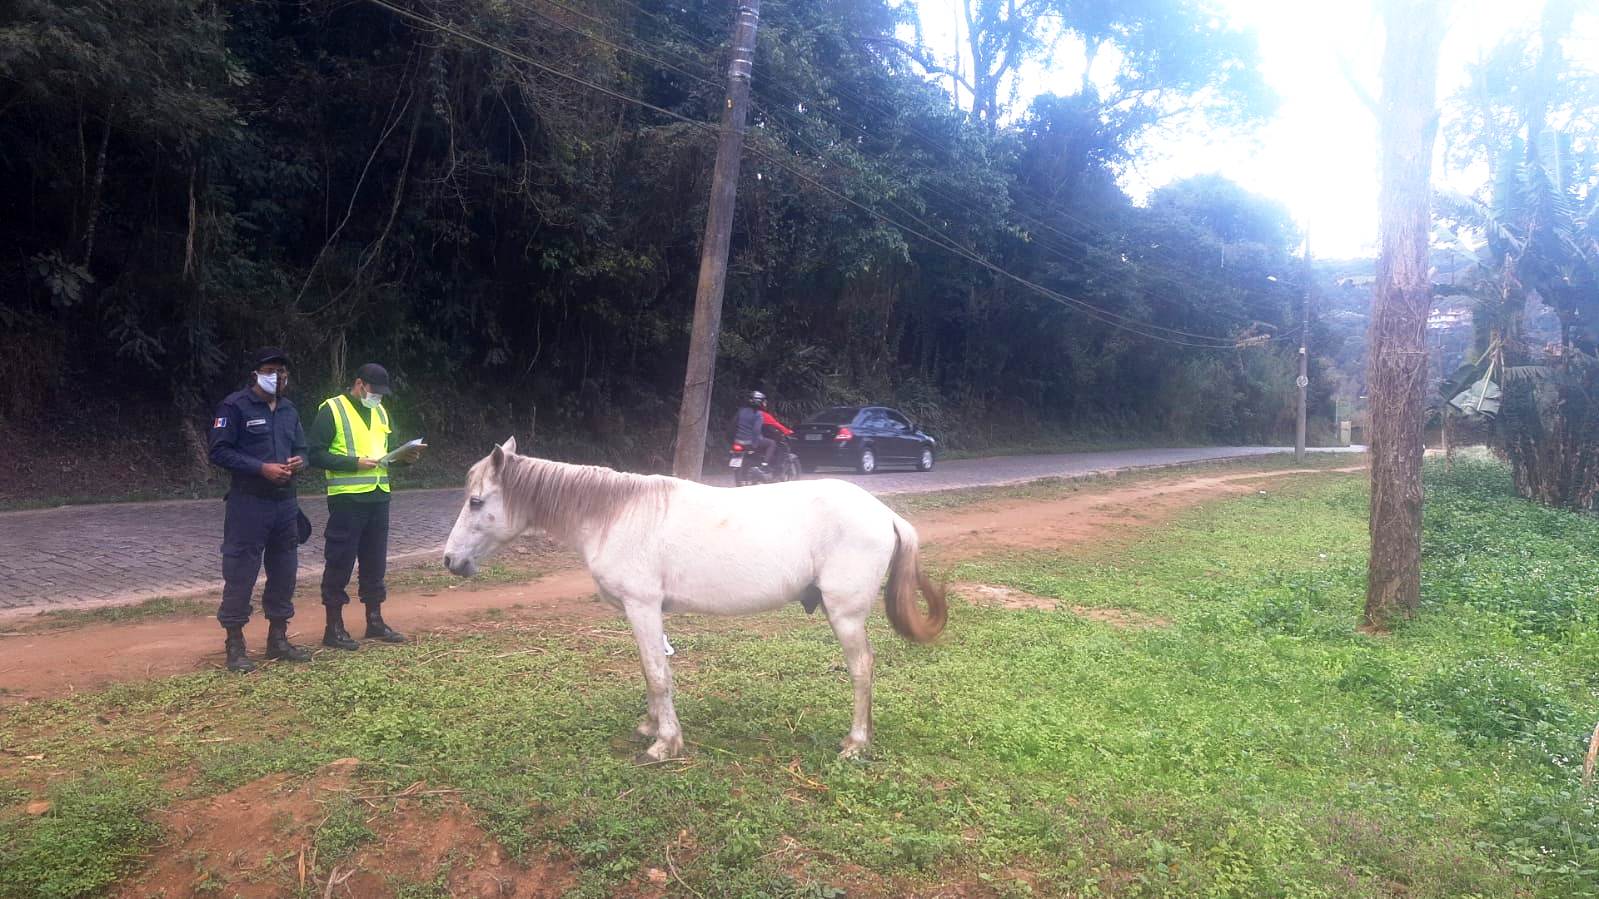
[885,516,947,643]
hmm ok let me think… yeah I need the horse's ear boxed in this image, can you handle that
[500,435,518,455]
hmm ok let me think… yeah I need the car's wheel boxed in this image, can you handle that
[916,448,934,472]
[856,447,877,474]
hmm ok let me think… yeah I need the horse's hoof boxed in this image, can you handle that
[636,738,685,764]
[837,741,870,761]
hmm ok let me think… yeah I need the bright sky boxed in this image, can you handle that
[909,0,1597,260]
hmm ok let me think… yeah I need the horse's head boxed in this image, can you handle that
[443,436,520,577]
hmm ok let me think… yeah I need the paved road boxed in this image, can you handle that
[0,446,1354,615]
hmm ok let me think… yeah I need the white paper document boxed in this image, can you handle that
[378,438,425,466]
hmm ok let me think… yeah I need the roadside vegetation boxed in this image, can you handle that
[3,460,1595,897]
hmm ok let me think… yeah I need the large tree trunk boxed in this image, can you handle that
[1363,0,1445,632]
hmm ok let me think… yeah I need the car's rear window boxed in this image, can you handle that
[805,407,861,425]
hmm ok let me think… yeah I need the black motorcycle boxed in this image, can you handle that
[729,430,801,486]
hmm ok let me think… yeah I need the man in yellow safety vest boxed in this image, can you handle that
[307,363,424,649]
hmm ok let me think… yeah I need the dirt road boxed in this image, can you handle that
[0,446,1361,615]
[0,464,1362,703]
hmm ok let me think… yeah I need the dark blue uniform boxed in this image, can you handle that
[208,388,309,627]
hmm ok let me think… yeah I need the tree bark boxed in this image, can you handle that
[1363,0,1445,632]
[80,102,114,265]
[183,163,199,280]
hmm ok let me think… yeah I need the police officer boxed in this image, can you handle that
[208,348,314,672]
[308,362,423,650]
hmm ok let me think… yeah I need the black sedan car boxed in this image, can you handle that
[790,406,937,474]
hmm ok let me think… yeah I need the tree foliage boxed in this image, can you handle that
[0,0,1308,480]
[1437,0,1599,511]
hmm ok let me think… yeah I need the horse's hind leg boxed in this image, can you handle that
[622,599,684,761]
[824,597,875,758]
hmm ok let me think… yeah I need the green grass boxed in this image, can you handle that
[2,460,1596,897]
[17,596,214,631]
[0,775,161,899]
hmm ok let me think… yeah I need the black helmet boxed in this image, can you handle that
[748,390,767,408]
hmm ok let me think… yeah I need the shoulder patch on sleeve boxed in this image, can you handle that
[212,417,228,429]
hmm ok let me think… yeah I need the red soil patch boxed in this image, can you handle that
[953,582,1171,628]
[115,759,573,898]
[914,466,1364,562]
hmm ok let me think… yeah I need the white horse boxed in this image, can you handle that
[442,438,947,761]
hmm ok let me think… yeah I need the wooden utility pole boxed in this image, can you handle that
[672,1,762,480]
[1363,0,1445,632]
[1296,235,1312,463]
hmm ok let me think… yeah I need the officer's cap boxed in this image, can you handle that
[252,347,290,368]
[355,362,392,395]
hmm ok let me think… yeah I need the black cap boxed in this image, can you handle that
[355,362,392,395]
[252,347,290,368]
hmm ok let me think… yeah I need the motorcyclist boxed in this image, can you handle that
[730,390,790,475]
[759,396,794,443]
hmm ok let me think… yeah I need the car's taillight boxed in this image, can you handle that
[834,427,853,441]
[731,443,744,452]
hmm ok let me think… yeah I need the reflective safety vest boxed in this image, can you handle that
[322,394,391,495]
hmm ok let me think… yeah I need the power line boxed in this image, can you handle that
[532,0,1287,315]
[514,0,1271,343]
[741,141,1247,348]
[361,0,710,126]
[518,0,727,95]
[748,118,1243,345]
[357,0,1273,349]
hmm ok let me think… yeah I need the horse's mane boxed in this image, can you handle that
[481,453,671,542]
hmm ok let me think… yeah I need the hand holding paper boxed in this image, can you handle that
[378,438,426,466]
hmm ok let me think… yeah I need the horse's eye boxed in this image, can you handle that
[469,497,484,510]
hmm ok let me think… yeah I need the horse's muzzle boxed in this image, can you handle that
[443,553,476,578]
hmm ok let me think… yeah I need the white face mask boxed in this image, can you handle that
[361,392,383,410]
[256,372,280,395]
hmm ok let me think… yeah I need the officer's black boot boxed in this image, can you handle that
[224,626,256,673]
[364,605,406,643]
[322,606,359,651]
[265,618,312,662]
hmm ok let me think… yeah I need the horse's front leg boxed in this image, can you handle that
[825,598,875,759]
[622,598,684,761]
[599,589,659,742]
[635,711,659,741]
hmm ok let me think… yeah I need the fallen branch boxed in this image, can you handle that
[416,649,471,663]
[665,843,705,899]
[631,756,695,770]
[322,865,354,899]
[355,788,463,801]
[489,648,548,659]
[783,762,829,792]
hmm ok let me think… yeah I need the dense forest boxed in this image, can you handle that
[0,0,1336,499]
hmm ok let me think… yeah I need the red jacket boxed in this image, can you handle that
[761,410,793,437]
